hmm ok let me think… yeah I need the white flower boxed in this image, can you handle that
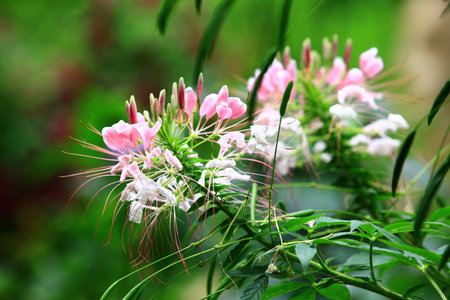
[388,114,409,130]
[280,117,301,133]
[129,201,145,223]
[206,158,236,169]
[251,125,269,144]
[364,118,398,136]
[367,137,401,156]
[329,104,357,119]
[320,153,332,163]
[216,168,251,184]
[313,141,327,153]
[349,134,371,146]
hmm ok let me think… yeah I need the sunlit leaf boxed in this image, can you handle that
[438,244,450,270]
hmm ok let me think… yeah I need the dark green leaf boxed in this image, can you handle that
[279,81,294,117]
[187,196,206,213]
[195,0,202,14]
[157,0,180,34]
[392,129,416,196]
[414,153,450,240]
[404,283,428,297]
[247,47,278,121]
[438,243,450,270]
[289,288,316,300]
[277,0,293,50]
[295,243,317,273]
[262,282,309,300]
[241,274,268,300]
[318,284,350,300]
[428,79,450,125]
[193,0,236,85]
[207,257,217,297]
[223,240,251,271]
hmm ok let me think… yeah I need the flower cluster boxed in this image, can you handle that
[248,37,409,175]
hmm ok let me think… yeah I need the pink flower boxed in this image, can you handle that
[111,155,142,182]
[199,94,218,120]
[164,149,183,170]
[359,48,383,78]
[338,68,365,89]
[247,59,297,102]
[326,57,346,85]
[184,87,197,117]
[199,86,246,120]
[102,118,161,152]
[218,131,246,155]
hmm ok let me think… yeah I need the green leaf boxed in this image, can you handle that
[383,222,414,234]
[392,129,416,196]
[187,196,206,213]
[247,47,278,121]
[195,0,202,14]
[381,240,441,265]
[414,153,450,240]
[428,79,450,125]
[289,288,316,300]
[317,284,350,300]
[156,0,180,34]
[241,274,268,300]
[429,206,450,222]
[277,0,293,51]
[262,282,309,300]
[404,283,428,297]
[193,0,236,85]
[438,243,450,270]
[281,214,324,231]
[207,257,217,297]
[295,243,317,273]
[279,81,294,117]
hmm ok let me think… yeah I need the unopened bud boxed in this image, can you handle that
[158,89,166,115]
[149,93,156,119]
[310,50,320,70]
[332,35,338,58]
[172,82,178,105]
[143,110,151,122]
[170,94,177,112]
[302,38,311,69]
[287,266,295,278]
[344,38,352,67]
[196,73,203,102]
[322,37,331,61]
[283,46,291,67]
[127,95,138,124]
[178,77,185,109]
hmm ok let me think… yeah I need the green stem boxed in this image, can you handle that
[369,239,378,285]
[423,268,448,300]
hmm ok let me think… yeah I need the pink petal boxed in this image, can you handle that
[199,94,218,120]
[216,103,232,119]
[227,97,247,119]
[217,85,229,105]
[326,57,345,85]
[184,87,197,117]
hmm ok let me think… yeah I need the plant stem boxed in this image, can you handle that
[422,268,448,300]
[369,239,378,285]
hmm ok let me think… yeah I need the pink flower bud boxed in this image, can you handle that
[302,39,311,68]
[184,87,197,117]
[196,73,203,101]
[344,39,352,67]
[127,96,138,124]
[178,77,185,109]
[332,35,338,58]
[158,89,166,114]
[326,57,346,85]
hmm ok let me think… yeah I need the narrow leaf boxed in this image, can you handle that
[247,47,278,121]
[428,79,450,125]
[279,81,294,117]
[318,284,350,300]
[157,0,180,34]
[438,243,450,270]
[414,153,450,240]
[392,129,416,196]
[193,0,236,85]
[404,283,428,297]
[207,257,217,298]
[277,0,293,50]
[241,274,268,300]
[195,0,202,14]
[295,243,317,273]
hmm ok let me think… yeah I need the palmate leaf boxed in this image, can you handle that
[262,282,310,300]
[156,0,180,34]
[428,79,450,125]
[392,129,416,196]
[317,284,351,300]
[414,153,450,240]
[295,243,317,273]
[193,0,236,85]
[241,274,269,300]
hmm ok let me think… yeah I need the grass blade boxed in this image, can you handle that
[428,79,450,125]
[277,0,293,51]
[392,129,416,196]
[247,47,278,121]
[157,0,180,34]
[193,0,236,85]
[414,153,450,241]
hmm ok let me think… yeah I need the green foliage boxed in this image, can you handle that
[241,275,268,300]
[428,79,450,126]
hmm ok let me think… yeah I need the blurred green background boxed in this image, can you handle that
[0,0,448,299]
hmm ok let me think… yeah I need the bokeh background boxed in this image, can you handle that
[0,0,448,299]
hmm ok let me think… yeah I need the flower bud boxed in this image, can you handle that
[126,95,138,124]
[149,93,157,119]
[302,38,311,69]
[178,77,185,110]
[158,89,166,115]
[322,37,331,61]
[196,72,203,102]
[344,38,352,67]
[332,34,338,58]
[283,46,291,67]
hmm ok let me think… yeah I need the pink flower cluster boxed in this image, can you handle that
[199,85,247,120]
